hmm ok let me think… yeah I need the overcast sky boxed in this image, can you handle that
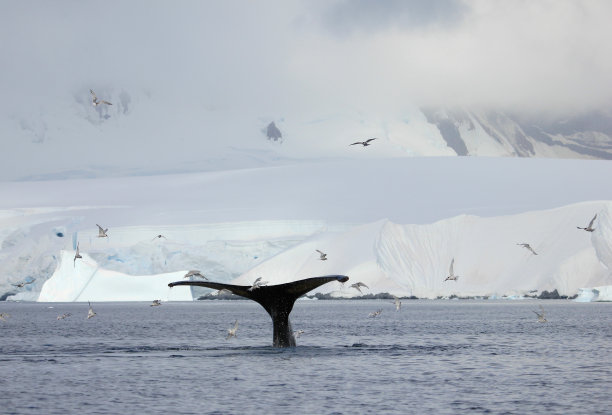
[1,0,611,117]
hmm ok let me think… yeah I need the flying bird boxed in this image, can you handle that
[74,243,82,267]
[316,250,328,261]
[0,313,10,321]
[226,320,238,340]
[350,282,369,294]
[87,301,96,319]
[152,234,167,241]
[368,309,383,318]
[184,270,208,280]
[577,214,597,232]
[350,138,378,147]
[57,313,72,320]
[533,306,547,323]
[517,243,538,255]
[150,299,162,307]
[444,258,460,282]
[12,279,36,288]
[248,277,269,291]
[392,295,402,311]
[294,329,305,338]
[96,224,108,238]
[90,89,112,106]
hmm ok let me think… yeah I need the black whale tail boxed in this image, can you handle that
[169,275,349,347]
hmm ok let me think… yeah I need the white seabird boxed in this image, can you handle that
[350,138,378,147]
[184,270,208,280]
[444,258,460,282]
[294,329,305,338]
[90,89,112,106]
[57,313,72,320]
[577,214,597,232]
[368,309,383,318]
[87,301,96,319]
[316,249,328,261]
[96,224,108,238]
[533,306,547,323]
[517,243,538,256]
[0,313,10,321]
[152,234,167,241]
[350,282,369,294]
[226,320,238,340]
[12,279,36,288]
[150,299,162,307]
[74,243,82,267]
[392,295,402,311]
[248,277,269,291]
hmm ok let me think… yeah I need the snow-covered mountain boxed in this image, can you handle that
[421,108,612,159]
[3,87,612,181]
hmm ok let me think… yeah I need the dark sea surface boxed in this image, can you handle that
[1,300,610,415]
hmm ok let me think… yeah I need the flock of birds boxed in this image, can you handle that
[442,213,598,284]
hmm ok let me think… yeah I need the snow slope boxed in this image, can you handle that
[232,201,612,299]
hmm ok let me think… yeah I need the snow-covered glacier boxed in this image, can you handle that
[232,201,612,299]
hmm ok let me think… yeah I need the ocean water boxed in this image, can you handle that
[1,300,610,415]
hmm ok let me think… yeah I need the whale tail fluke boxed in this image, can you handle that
[168,275,348,347]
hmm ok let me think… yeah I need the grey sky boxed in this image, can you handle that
[1,0,611,117]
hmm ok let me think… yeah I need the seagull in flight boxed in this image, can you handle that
[294,329,305,338]
[184,270,208,280]
[533,306,547,323]
[392,295,402,311]
[150,299,162,307]
[96,224,108,238]
[12,279,36,288]
[74,243,82,267]
[87,301,96,319]
[316,249,328,261]
[350,282,369,294]
[57,313,72,320]
[226,320,238,340]
[90,89,112,106]
[368,309,383,318]
[577,214,597,232]
[152,234,167,241]
[248,277,269,291]
[517,243,538,256]
[350,138,378,147]
[444,258,460,281]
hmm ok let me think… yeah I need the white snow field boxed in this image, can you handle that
[1,157,612,301]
